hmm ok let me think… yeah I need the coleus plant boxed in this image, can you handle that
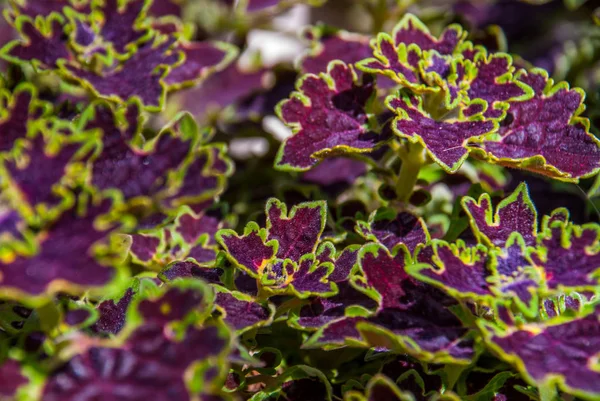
[0,0,599,401]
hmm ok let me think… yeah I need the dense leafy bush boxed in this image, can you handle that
[0,0,600,400]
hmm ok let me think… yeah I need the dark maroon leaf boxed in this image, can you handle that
[0,197,119,295]
[45,283,229,401]
[276,62,380,170]
[356,208,429,254]
[480,69,600,180]
[215,291,272,331]
[531,223,600,290]
[388,93,495,172]
[300,26,372,74]
[160,261,224,284]
[301,158,367,188]
[485,305,600,397]
[91,287,135,335]
[0,85,44,153]
[165,41,236,89]
[96,0,150,55]
[2,14,71,68]
[65,38,180,109]
[3,134,89,209]
[462,182,537,247]
[266,198,326,261]
[0,359,28,397]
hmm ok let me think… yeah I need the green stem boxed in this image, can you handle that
[395,142,426,202]
[538,382,558,401]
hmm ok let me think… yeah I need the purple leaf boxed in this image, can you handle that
[2,14,71,68]
[160,261,224,284]
[91,287,135,335]
[264,256,336,297]
[95,0,150,55]
[0,85,45,153]
[393,14,464,54]
[462,51,531,119]
[65,38,180,110]
[300,26,372,74]
[532,223,600,290]
[356,208,429,254]
[462,182,537,247]
[276,61,380,171]
[217,224,277,277]
[387,93,495,172]
[301,157,367,188]
[0,359,28,398]
[165,41,236,89]
[0,197,120,295]
[44,283,229,401]
[295,281,377,329]
[215,291,272,332]
[3,134,90,210]
[129,233,161,263]
[307,280,473,362]
[176,62,270,122]
[84,102,194,204]
[485,306,600,398]
[266,198,326,261]
[480,69,600,180]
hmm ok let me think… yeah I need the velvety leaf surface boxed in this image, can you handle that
[532,224,600,290]
[388,94,495,172]
[3,134,89,209]
[65,38,180,109]
[393,14,463,54]
[0,198,118,295]
[0,85,42,153]
[462,52,530,119]
[486,306,600,397]
[2,15,71,68]
[462,183,537,247]
[266,199,325,261]
[356,208,429,254]
[215,291,272,331]
[276,62,379,170]
[44,284,229,401]
[0,359,28,397]
[308,244,473,361]
[160,261,224,284]
[217,226,276,277]
[91,287,135,335]
[480,69,600,180]
[95,0,150,55]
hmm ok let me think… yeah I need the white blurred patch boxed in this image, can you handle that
[229,137,270,159]
[240,29,305,68]
[263,115,292,141]
[272,4,310,33]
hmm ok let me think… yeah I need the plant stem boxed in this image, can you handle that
[539,383,558,401]
[395,141,426,202]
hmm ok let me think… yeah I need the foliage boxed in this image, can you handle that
[0,0,599,400]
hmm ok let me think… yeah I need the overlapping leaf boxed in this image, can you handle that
[462,182,537,247]
[306,243,474,363]
[43,280,232,401]
[481,305,600,400]
[218,198,344,298]
[479,69,600,181]
[275,61,381,171]
[0,195,124,300]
